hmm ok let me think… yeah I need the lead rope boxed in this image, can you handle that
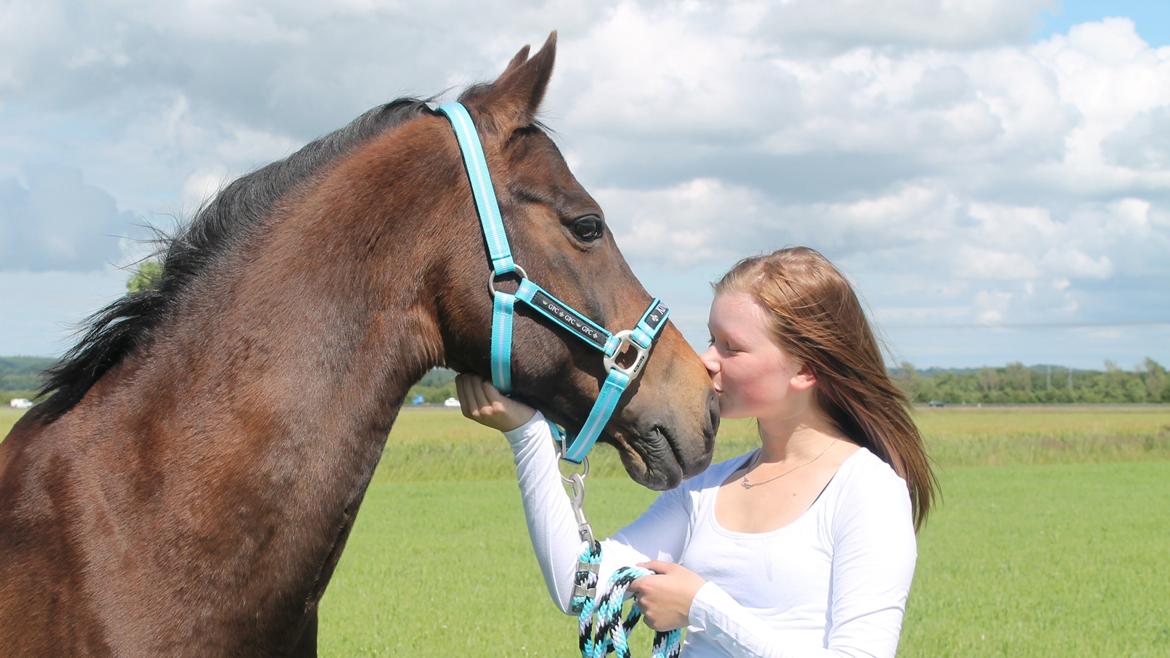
[562,445,683,658]
[572,543,683,658]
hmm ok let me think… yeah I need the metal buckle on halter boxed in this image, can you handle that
[603,329,651,380]
[486,264,528,298]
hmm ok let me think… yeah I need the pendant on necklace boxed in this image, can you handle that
[741,479,753,490]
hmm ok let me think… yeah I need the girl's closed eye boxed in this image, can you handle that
[709,336,735,353]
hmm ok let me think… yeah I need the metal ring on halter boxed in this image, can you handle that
[555,425,590,482]
[558,452,590,485]
[486,264,528,298]
[603,329,651,380]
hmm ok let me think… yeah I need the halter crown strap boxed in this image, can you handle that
[437,103,515,276]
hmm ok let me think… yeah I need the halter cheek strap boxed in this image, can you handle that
[438,102,670,464]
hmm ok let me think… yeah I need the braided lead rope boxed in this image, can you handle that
[572,543,683,658]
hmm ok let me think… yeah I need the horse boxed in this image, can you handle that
[0,33,718,656]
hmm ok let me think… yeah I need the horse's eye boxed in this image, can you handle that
[570,215,604,242]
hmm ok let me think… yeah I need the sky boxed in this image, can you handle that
[1,0,1168,370]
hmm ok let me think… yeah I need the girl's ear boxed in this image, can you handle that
[790,363,817,392]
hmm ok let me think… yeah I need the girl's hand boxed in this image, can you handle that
[454,373,537,432]
[628,561,706,631]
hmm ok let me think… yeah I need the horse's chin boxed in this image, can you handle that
[608,427,684,491]
[532,403,684,490]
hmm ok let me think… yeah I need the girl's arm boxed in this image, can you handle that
[504,412,693,614]
[456,374,692,614]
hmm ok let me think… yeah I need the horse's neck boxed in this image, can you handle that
[58,217,446,639]
[150,230,441,493]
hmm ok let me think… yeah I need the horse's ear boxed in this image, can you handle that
[501,44,531,78]
[479,31,556,132]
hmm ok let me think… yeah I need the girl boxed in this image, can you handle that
[456,247,935,656]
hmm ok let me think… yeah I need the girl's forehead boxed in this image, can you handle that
[709,292,771,336]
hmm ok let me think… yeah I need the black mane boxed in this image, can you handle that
[34,98,434,422]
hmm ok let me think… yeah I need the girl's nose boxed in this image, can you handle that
[700,345,720,377]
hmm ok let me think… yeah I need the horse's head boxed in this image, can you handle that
[435,34,717,489]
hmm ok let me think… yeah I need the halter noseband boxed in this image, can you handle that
[438,102,670,464]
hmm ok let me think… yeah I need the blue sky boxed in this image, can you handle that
[1037,1,1170,45]
[1,1,1168,370]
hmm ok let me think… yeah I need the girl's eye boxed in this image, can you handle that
[709,336,738,353]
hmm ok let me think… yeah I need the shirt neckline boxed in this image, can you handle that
[706,447,867,539]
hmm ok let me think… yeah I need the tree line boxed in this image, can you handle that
[4,358,1168,406]
[892,359,1170,405]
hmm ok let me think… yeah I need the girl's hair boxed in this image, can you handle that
[715,246,936,529]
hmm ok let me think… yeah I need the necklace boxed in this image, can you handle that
[740,440,835,490]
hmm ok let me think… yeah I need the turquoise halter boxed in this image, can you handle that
[438,102,670,464]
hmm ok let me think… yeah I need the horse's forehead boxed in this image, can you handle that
[504,131,588,195]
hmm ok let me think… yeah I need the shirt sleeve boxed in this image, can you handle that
[687,465,918,658]
[503,412,693,614]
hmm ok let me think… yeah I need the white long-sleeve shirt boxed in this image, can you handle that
[503,413,917,657]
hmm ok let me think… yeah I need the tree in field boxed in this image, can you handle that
[978,367,999,396]
[895,361,920,402]
[1102,360,1129,402]
[1004,362,1033,397]
[127,259,163,293]
[1142,358,1169,402]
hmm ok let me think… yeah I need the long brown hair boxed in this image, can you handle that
[716,246,936,529]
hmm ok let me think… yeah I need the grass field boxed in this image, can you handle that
[3,405,1169,656]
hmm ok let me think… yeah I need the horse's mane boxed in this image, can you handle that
[34,97,435,423]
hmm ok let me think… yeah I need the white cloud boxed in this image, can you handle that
[599,178,764,268]
[955,247,1040,281]
[755,0,1056,52]
[966,203,1059,248]
[1040,248,1112,279]
[1103,106,1170,170]
[973,289,1013,324]
[181,168,232,216]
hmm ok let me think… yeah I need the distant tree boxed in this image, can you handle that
[127,259,163,293]
[1102,360,1128,401]
[418,368,457,388]
[895,361,921,401]
[978,367,999,395]
[883,361,1169,406]
[1004,362,1032,397]
[1143,358,1169,402]
[0,356,55,392]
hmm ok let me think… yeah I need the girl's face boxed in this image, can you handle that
[700,292,806,420]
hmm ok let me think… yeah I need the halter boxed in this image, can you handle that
[438,102,670,464]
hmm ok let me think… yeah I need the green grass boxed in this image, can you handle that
[317,406,1170,657]
[319,462,1170,657]
[6,406,1169,474]
[367,405,1170,483]
[4,405,1170,656]
[317,479,661,656]
[903,462,1170,657]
